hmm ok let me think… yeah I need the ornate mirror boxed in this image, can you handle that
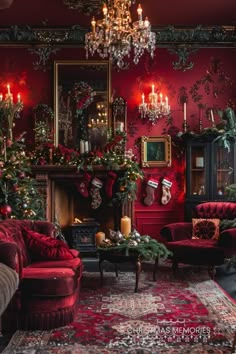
[54,60,111,152]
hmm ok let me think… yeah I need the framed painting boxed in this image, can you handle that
[141,136,172,167]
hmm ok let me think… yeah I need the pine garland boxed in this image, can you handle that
[98,235,172,261]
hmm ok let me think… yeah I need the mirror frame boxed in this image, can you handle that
[54,59,111,147]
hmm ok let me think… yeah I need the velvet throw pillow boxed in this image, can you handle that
[22,228,75,261]
[192,218,220,240]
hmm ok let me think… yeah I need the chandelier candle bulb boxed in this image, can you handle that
[120,216,131,237]
[211,110,215,123]
[137,4,142,21]
[17,93,21,103]
[142,93,145,104]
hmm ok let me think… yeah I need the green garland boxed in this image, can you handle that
[98,235,172,261]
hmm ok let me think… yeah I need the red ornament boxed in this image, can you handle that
[0,204,12,217]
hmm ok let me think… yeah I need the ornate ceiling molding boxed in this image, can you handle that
[0,25,235,47]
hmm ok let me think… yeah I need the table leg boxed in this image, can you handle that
[153,256,159,281]
[99,259,104,285]
[135,258,142,293]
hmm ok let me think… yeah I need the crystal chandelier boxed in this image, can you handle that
[139,85,170,124]
[85,0,156,68]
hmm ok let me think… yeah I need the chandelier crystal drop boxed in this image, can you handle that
[139,85,170,125]
[85,0,156,68]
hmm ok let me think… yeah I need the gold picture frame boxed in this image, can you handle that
[141,136,172,167]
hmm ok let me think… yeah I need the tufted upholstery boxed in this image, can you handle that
[0,220,83,332]
[195,202,236,220]
[160,202,236,277]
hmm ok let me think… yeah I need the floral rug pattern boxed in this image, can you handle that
[2,265,236,354]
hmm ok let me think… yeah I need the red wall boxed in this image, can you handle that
[0,45,235,238]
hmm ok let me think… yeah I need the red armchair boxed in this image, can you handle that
[0,219,83,331]
[160,202,236,277]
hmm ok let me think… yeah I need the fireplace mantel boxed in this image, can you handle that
[32,165,134,233]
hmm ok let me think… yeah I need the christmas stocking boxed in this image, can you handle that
[105,171,117,199]
[143,179,159,206]
[76,172,92,198]
[161,178,172,205]
[90,177,103,209]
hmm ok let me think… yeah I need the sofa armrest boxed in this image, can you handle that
[160,222,193,242]
[0,242,23,280]
[219,228,236,254]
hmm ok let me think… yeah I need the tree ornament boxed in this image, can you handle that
[0,204,12,217]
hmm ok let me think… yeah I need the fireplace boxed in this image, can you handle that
[32,166,133,248]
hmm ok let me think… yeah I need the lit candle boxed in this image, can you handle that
[137,4,142,21]
[84,141,89,153]
[184,102,187,122]
[142,93,145,104]
[17,93,21,103]
[152,84,155,94]
[165,96,168,107]
[160,93,163,104]
[91,17,96,33]
[120,216,131,237]
[103,3,108,16]
[7,84,11,95]
[96,232,105,246]
[210,109,214,123]
[0,93,2,101]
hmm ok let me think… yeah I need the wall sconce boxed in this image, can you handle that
[139,84,170,125]
[0,84,23,140]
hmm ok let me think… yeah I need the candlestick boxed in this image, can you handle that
[160,93,163,104]
[0,94,2,101]
[120,216,131,237]
[151,84,155,94]
[7,84,10,95]
[95,231,105,246]
[183,102,187,132]
[17,93,21,103]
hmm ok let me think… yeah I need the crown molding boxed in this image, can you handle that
[0,25,235,47]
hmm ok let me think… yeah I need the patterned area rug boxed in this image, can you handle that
[1,264,236,354]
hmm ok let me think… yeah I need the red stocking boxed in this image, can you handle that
[105,171,117,199]
[143,179,159,206]
[76,172,92,198]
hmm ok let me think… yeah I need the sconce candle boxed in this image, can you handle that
[184,102,187,122]
[120,216,131,237]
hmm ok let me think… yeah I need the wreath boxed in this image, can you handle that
[72,81,95,112]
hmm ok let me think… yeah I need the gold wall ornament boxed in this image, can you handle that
[62,0,102,14]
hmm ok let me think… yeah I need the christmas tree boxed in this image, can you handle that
[0,133,45,220]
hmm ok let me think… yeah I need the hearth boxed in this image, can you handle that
[32,166,134,244]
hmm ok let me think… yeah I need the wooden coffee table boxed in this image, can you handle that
[98,249,159,292]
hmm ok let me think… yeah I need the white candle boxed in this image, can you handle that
[96,232,105,246]
[84,141,89,153]
[80,140,85,154]
[137,4,142,21]
[17,93,21,103]
[210,110,214,123]
[152,84,155,94]
[160,93,163,104]
[0,93,2,101]
[184,102,187,122]
[166,96,168,106]
[142,93,145,104]
[7,84,11,95]
[120,216,131,237]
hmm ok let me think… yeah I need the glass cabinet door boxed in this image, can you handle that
[214,141,235,198]
[189,145,207,196]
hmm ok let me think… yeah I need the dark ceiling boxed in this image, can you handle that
[0,0,235,27]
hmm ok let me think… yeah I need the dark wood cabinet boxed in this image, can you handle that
[185,135,236,220]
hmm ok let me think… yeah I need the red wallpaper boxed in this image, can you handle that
[0,46,235,236]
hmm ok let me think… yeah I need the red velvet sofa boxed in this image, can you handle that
[0,219,83,331]
[160,202,236,276]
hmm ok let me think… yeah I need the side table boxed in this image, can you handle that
[98,249,159,292]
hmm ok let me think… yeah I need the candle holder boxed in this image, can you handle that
[0,86,23,140]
